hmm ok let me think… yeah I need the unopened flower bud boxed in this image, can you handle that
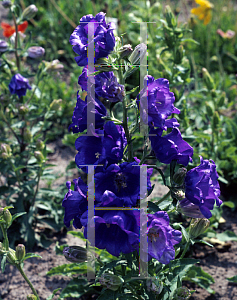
[164,5,177,28]
[27,46,45,59]
[2,0,12,8]
[36,139,44,151]
[99,274,123,291]
[50,99,62,111]
[202,68,215,91]
[0,40,8,53]
[34,151,44,163]
[146,278,163,295]
[174,45,184,64]
[217,92,225,107]
[213,111,220,127]
[118,44,133,59]
[18,105,29,115]
[0,143,12,159]
[129,43,147,65]
[43,59,64,71]
[16,244,25,261]
[173,287,191,300]
[189,218,210,239]
[23,128,32,143]
[177,199,205,218]
[205,101,214,117]
[22,5,38,21]
[27,295,37,300]
[63,246,90,263]
[173,168,187,186]
[2,209,12,228]
[151,2,161,14]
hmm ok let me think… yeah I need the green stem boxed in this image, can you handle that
[180,240,190,259]
[12,13,20,71]
[16,264,40,299]
[118,60,133,161]
[0,224,9,251]
[31,167,42,207]
[0,110,21,144]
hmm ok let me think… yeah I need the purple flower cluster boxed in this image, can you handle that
[70,12,115,66]
[64,12,222,266]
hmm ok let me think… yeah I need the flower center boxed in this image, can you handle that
[114,172,127,193]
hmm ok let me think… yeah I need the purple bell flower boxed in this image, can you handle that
[139,211,182,264]
[9,73,32,98]
[81,209,140,257]
[136,76,180,128]
[94,160,153,207]
[69,12,115,66]
[68,92,107,133]
[75,121,127,171]
[177,198,205,218]
[149,127,193,166]
[78,67,125,103]
[184,156,222,219]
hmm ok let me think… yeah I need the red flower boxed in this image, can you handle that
[1,21,28,38]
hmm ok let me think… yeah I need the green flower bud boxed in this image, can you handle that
[173,287,191,300]
[22,5,38,21]
[2,209,12,228]
[118,44,133,59]
[34,151,44,163]
[205,101,214,117]
[63,246,91,263]
[18,105,29,115]
[16,244,26,261]
[202,68,215,91]
[213,111,220,127]
[173,190,186,201]
[27,295,38,300]
[217,92,226,107]
[146,278,163,295]
[0,143,12,159]
[189,218,210,239]
[36,139,44,151]
[50,99,62,111]
[173,168,187,186]
[43,59,64,72]
[128,43,147,65]
[151,2,161,14]
[99,274,123,291]
[23,128,32,143]
[164,5,177,28]
[211,89,217,98]
[174,45,184,64]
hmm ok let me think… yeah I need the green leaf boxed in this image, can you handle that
[11,212,26,223]
[227,275,237,283]
[46,288,61,300]
[181,38,200,45]
[68,231,86,241]
[216,230,237,242]
[58,278,91,299]
[148,201,161,212]
[47,262,97,276]
[23,253,42,261]
[97,289,116,300]
[1,254,7,273]
[222,201,235,208]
